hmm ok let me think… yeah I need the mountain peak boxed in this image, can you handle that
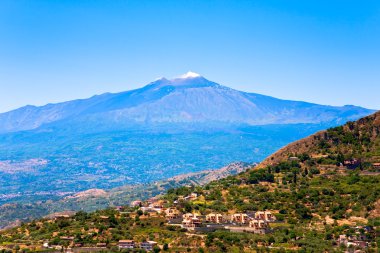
[178,71,202,79]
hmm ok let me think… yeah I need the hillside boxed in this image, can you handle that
[0,162,250,230]
[1,113,379,252]
[258,110,380,169]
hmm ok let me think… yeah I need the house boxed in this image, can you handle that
[146,197,159,205]
[338,234,368,248]
[165,208,181,220]
[118,240,135,249]
[372,163,380,169]
[60,236,74,241]
[149,201,164,209]
[205,213,224,224]
[142,200,164,213]
[184,193,198,201]
[231,213,249,224]
[254,211,276,222]
[131,200,142,207]
[140,241,158,251]
[140,200,165,213]
[96,243,107,248]
[54,214,70,220]
[183,213,200,219]
[344,158,361,169]
[182,217,202,229]
[249,219,270,234]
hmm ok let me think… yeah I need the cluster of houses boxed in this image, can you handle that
[337,226,375,250]
[172,210,275,234]
[131,195,276,234]
[118,240,158,251]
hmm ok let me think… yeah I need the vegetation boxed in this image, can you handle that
[1,112,380,252]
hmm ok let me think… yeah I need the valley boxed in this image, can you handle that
[1,111,379,252]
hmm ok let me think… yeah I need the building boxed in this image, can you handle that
[338,234,368,248]
[131,200,142,207]
[254,211,276,222]
[140,241,158,251]
[184,192,198,201]
[165,208,181,220]
[182,217,202,229]
[183,213,200,219]
[149,201,164,209]
[372,163,380,169]
[96,243,107,248]
[205,213,224,224]
[60,236,74,241]
[344,158,361,169]
[118,240,135,249]
[249,219,270,234]
[54,214,70,220]
[231,213,249,224]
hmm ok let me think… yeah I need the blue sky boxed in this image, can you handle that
[0,0,379,113]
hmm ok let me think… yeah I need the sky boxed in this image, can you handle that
[0,0,379,113]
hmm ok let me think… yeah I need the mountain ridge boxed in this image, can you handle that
[0,74,374,133]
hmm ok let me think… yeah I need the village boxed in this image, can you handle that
[31,192,279,252]
[133,193,276,235]
[3,188,371,253]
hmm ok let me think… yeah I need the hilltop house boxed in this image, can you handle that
[205,213,224,224]
[344,158,361,169]
[131,200,142,207]
[288,157,299,162]
[140,241,158,251]
[182,217,202,229]
[184,193,198,201]
[96,243,107,248]
[249,219,270,234]
[118,240,135,249]
[231,213,249,224]
[254,211,276,222]
[140,200,165,214]
[183,213,201,219]
[54,214,70,220]
[59,236,74,241]
[165,208,182,220]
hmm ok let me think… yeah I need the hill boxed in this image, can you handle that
[1,113,379,252]
[258,110,380,169]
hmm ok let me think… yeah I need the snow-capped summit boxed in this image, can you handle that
[178,71,202,79]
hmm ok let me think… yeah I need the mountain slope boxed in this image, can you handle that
[0,73,374,133]
[0,162,250,230]
[1,113,379,252]
[258,110,380,169]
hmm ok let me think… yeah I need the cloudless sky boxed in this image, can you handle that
[0,0,379,113]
